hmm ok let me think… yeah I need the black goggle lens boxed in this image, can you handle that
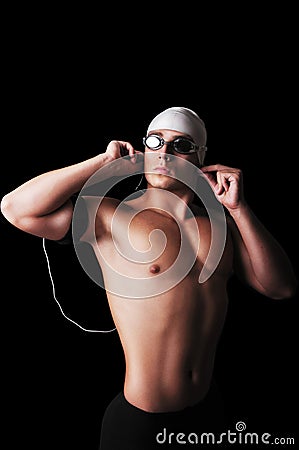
[143,135,197,154]
[174,139,195,153]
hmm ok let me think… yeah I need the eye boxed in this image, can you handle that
[174,139,194,153]
[145,135,162,149]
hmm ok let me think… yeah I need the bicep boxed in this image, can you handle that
[16,199,74,241]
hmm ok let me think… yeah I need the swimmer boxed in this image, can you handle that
[1,107,297,450]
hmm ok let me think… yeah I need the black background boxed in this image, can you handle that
[1,7,298,449]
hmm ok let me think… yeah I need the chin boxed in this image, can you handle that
[146,174,176,189]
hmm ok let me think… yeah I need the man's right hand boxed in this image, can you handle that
[106,140,142,161]
[105,140,144,175]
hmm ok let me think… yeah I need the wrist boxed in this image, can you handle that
[95,152,114,168]
[227,202,249,220]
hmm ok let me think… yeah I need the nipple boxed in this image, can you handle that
[149,264,160,274]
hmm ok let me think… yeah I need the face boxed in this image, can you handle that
[143,129,201,191]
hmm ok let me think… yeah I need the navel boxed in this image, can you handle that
[149,264,160,274]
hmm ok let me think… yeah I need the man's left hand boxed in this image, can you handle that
[201,164,245,212]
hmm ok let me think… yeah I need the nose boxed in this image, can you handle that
[158,152,170,162]
[158,142,172,161]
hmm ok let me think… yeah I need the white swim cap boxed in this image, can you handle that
[147,106,207,147]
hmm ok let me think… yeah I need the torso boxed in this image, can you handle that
[94,195,234,412]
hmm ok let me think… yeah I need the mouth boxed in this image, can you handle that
[153,166,170,175]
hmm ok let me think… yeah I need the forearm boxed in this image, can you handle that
[1,152,113,220]
[230,203,297,298]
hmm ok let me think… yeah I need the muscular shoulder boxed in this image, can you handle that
[95,197,121,236]
[192,203,234,273]
[191,204,226,234]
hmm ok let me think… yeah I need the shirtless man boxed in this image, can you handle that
[1,107,297,449]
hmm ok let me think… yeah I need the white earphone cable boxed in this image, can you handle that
[42,237,116,333]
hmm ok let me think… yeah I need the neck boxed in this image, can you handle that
[142,184,195,220]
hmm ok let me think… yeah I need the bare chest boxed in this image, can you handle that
[97,209,230,279]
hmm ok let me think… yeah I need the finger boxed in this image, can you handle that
[201,164,236,173]
[219,172,230,192]
[118,141,136,161]
[130,151,141,164]
[126,143,140,164]
[216,171,225,195]
[134,150,144,163]
[201,171,217,189]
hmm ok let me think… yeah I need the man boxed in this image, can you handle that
[1,107,297,449]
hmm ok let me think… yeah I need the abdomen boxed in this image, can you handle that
[108,274,229,412]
